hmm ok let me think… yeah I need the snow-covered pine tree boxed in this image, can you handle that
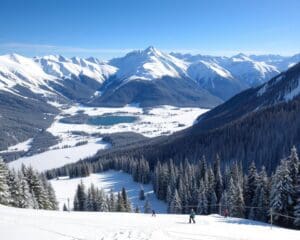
[270,159,294,226]
[244,161,258,217]
[0,157,10,205]
[116,192,125,212]
[144,198,152,213]
[287,146,299,219]
[233,183,245,218]
[121,187,131,212]
[139,185,145,201]
[220,190,229,215]
[169,189,182,214]
[109,189,116,212]
[63,203,68,211]
[24,167,48,209]
[293,149,300,228]
[73,180,87,211]
[7,169,21,207]
[134,205,140,213]
[213,154,223,202]
[73,195,80,211]
[207,167,218,213]
[294,174,300,228]
[228,177,245,218]
[18,171,32,208]
[40,173,58,210]
[197,180,208,214]
[86,184,96,211]
[198,155,207,181]
[98,188,109,212]
[249,166,269,221]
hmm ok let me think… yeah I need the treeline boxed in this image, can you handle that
[0,157,58,210]
[154,146,300,229]
[71,181,152,213]
[45,147,300,229]
[46,157,151,184]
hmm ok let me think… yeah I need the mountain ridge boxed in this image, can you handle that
[1,47,299,106]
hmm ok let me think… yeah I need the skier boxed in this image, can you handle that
[224,208,229,218]
[152,209,156,217]
[189,209,196,224]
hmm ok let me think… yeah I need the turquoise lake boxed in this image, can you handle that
[87,115,138,126]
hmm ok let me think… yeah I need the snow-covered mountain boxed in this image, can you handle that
[172,52,285,89]
[0,47,299,106]
[0,53,117,101]
[35,55,117,84]
[225,53,280,86]
[109,46,188,82]
[195,62,300,132]
[0,53,56,97]
[91,47,222,107]
[187,60,247,100]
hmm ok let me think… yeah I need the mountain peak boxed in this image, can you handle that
[143,46,161,56]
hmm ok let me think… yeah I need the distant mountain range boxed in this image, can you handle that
[0,46,299,108]
[75,62,300,173]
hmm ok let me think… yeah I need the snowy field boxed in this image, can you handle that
[8,138,109,172]
[48,104,208,138]
[7,104,207,171]
[1,205,299,240]
[50,170,167,213]
[0,138,33,154]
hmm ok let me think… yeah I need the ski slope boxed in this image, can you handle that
[51,170,167,212]
[1,205,299,240]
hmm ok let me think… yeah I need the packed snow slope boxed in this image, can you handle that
[50,170,167,212]
[1,205,299,240]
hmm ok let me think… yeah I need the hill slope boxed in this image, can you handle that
[1,205,299,240]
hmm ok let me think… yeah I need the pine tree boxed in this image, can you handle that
[270,159,294,226]
[244,161,258,217]
[213,154,223,202]
[7,169,21,207]
[134,205,140,213]
[249,166,269,222]
[287,146,299,219]
[24,167,49,209]
[18,171,32,208]
[0,158,10,205]
[73,180,87,211]
[144,198,152,213]
[97,188,108,212]
[63,203,68,211]
[116,192,125,212]
[109,189,116,212]
[139,186,145,201]
[121,187,131,212]
[197,180,208,214]
[169,189,182,214]
[228,177,244,218]
[293,166,300,228]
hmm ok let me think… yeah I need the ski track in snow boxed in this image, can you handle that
[1,205,300,240]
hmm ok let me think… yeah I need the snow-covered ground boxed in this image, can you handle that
[8,138,109,172]
[1,205,299,240]
[7,104,207,171]
[51,170,167,213]
[0,138,33,154]
[48,104,208,138]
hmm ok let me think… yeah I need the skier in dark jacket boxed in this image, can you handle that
[189,209,196,223]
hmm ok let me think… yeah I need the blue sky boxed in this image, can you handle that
[0,0,299,59]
